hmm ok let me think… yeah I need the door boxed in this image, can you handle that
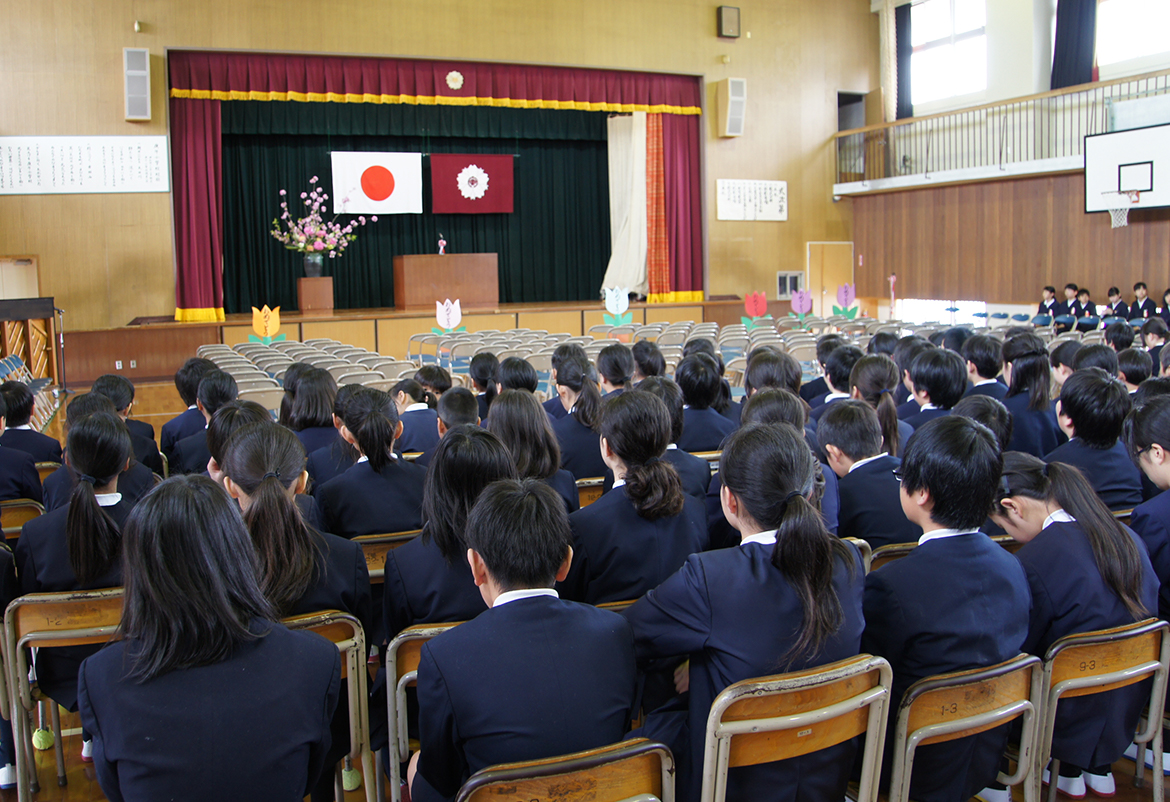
[807,243,855,317]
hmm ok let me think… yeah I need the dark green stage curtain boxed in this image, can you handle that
[221,103,610,314]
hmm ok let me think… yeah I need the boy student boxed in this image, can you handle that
[1048,367,1142,510]
[1142,317,1168,368]
[961,335,1007,400]
[1131,281,1156,320]
[1038,285,1061,316]
[798,335,845,405]
[1074,344,1120,377]
[1105,320,1135,352]
[1050,340,1082,393]
[904,349,966,430]
[542,343,588,422]
[160,357,216,458]
[952,395,1013,452]
[1105,287,1130,319]
[0,393,43,505]
[1064,283,1083,317]
[809,344,865,422]
[818,400,919,549]
[862,416,1030,802]
[893,337,935,416]
[170,370,239,475]
[408,479,636,802]
[1118,348,1153,394]
[1075,287,1097,319]
[414,387,480,468]
[0,381,62,463]
[90,374,163,475]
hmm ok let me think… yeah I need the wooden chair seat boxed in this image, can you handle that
[576,477,605,508]
[1,499,45,540]
[353,530,421,584]
[34,462,60,486]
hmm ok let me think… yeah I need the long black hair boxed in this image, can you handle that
[392,378,437,410]
[470,352,500,411]
[599,391,684,520]
[65,412,132,585]
[850,354,902,456]
[720,422,855,665]
[341,387,400,472]
[555,355,602,429]
[994,452,1149,620]
[484,389,562,480]
[1003,333,1051,412]
[288,368,337,430]
[278,361,314,427]
[120,475,276,681]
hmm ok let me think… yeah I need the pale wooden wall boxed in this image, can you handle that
[0,0,879,331]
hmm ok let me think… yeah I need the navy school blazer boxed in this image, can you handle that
[1130,298,1156,320]
[0,446,41,504]
[1129,488,1170,621]
[861,533,1031,802]
[160,407,205,458]
[1003,392,1064,458]
[129,431,164,476]
[124,418,154,442]
[43,461,154,512]
[413,596,636,802]
[903,407,949,431]
[799,376,828,403]
[809,395,848,423]
[601,448,712,503]
[543,395,569,421]
[170,429,211,475]
[836,455,921,549]
[315,457,427,538]
[963,381,1008,401]
[677,407,737,453]
[295,426,341,457]
[552,413,607,480]
[306,439,357,488]
[383,532,488,640]
[0,428,62,464]
[1044,439,1143,511]
[397,408,441,454]
[706,466,840,550]
[896,398,920,420]
[544,469,580,513]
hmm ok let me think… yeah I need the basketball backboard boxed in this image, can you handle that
[1085,123,1170,213]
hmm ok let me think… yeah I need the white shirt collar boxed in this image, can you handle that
[12,424,31,431]
[824,392,850,402]
[919,403,938,411]
[492,588,558,608]
[666,443,678,450]
[188,404,198,410]
[405,402,429,413]
[1042,509,1075,529]
[356,455,369,463]
[740,528,778,547]
[847,453,887,473]
[918,527,981,545]
[974,379,999,387]
[611,478,626,489]
[1042,299,1053,307]
[95,492,122,507]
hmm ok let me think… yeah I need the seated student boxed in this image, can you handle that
[989,453,1157,799]
[1003,333,1064,457]
[277,361,315,429]
[408,479,637,802]
[808,344,864,423]
[90,374,163,475]
[941,326,972,354]
[306,384,363,484]
[903,348,966,430]
[1075,287,1098,320]
[413,365,452,401]
[632,339,666,382]
[1142,317,1168,369]
[384,427,516,639]
[961,335,1007,400]
[627,422,865,802]
[819,400,920,549]
[495,356,539,394]
[867,330,898,357]
[485,389,577,511]
[682,339,735,423]
[1038,285,1062,317]
[0,544,18,786]
[861,416,1031,802]
[221,422,370,802]
[849,355,913,458]
[1050,339,1083,393]
[597,343,635,395]
[16,411,131,762]
[1074,342,1121,376]
[170,369,238,475]
[542,343,588,421]
[739,349,807,438]
[1065,283,1084,318]
[469,352,499,421]
[561,391,707,605]
[1131,281,1155,320]
[550,355,608,480]
[415,387,480,469]
[78,476,340,802]
[315,387,427,538]
[1125,395,1170,623]
[893,337,935,416]
[633,376,711,500]
[160,357,215,458]
[675,353,737,452]
[798,335,845,404]
[1105,320,1135,352]
[0,394,42,504]
[1136,376,1170,406]
[0,381,62,463]
[42,394,152,512]
[287,368,340,455]
[952,395,1014,452]
[392,378,440,454]
[1105,286,1130,320]
[1118,347,1153,393]
[1047,369,1143,510]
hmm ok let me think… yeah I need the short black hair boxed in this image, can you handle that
[1105,321,1135,351]
[1108,287,1121,298]
[909,349,966,409]
[1135,376,1170,406]
[1142,317,1169,342]
[1058,367,1131,448]
[1077,288,1090,298]
[498,357,539,393]
[437,387,480,427]
[1050,340,1083,370]
[1135,282,1148,292]
[961,335,1003,381]
[91,374,136,413]
[942,327,973,354]
[892,336,933,375]
[638,376,685,443]
[1074,344,1119,375]
[631,340,666,379]
[174,357,217,407]
[197,370,239,417]
[816,335,846,367]
[817,400,883,461]
[0,381,34,427]
[675,353,722,409]
[414,365,453,396]
[824,345,864,392]
[1118,348,1153,386]
[597,344,635,387]
[65,392,115,427]
[463,478,572,591]
[1066,283,1079,292]
[899,416,1002,530]
[867,331,898,356]
[1043,286,1057,295]
[952,395,1013,451]
[927,330,946,347]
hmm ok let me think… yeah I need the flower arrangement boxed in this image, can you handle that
[270,176,375,258]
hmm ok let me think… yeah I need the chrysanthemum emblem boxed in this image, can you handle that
[457,164,489,200]
[446,71,464,90]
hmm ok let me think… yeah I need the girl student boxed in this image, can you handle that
[305,383,363,487]
[849,354,913,457]
[1126,394,1170,625]
[550,354,607,480]
[469,352,499,421]
[287,367,340,454]
[1002,332,1064,457]
[484,389,579,512]
[392,378,440,454]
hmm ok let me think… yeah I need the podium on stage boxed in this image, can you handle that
[393,254,499,311]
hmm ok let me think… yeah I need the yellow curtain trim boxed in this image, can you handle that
[174,307,226,323]
[168,88,701,115]
[647,291,705,304]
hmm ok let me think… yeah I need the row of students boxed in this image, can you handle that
[1040,282,1163,321]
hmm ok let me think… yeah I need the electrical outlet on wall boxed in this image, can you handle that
[115,360,122,370]
[130,360,137,368]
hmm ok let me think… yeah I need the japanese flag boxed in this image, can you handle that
[331,151,423,215]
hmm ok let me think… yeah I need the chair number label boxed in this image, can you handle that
[940,703,958,715]
[1079,660,1096,671]
[797,728,813,737]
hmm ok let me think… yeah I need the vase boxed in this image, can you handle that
[303,252,324,278]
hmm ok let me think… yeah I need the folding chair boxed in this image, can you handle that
[869,542,918,572]
[888,654,1043,802]
[688,451,721,473]
[1041,619,1170,802]
[843,537,873,573]
[283,611,376,802]
[456,738,675,802]
[354,530,421,584]
[699,655,893,802]
[577,477,605,508]
[3,588,124,801]
[238,387,286,414]
[0,500,44,541]
[34,462,60,486]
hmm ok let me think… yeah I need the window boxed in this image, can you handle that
[895,299,987,325]
[910,0,987,106]
[1097,0,1170,67]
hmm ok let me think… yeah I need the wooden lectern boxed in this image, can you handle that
[297,277,334,317]
[393,254,499,311]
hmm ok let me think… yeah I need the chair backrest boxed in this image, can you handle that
[869,542,917,572]
[1,499,44,539]
[689,451,722,472]
[888,654,1043,802]
[35,462,60,486]
[456,738,676,802]
[238,387,286,413]
[577,477,605,508]
[700,655,893,802]
[843,537,873,573]
[353,530,421,583]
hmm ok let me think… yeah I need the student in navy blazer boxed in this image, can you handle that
[170,369,238,474]
[903,348,965,430]
[676,353,737,452]
[961,335,1009,401]
[597,343,635,397]
[305,384,364,487]
[1046,368,1143,510]
[561,391,708,606]
[626,422,865,802]
[819,401,921,549]
[1002,333,1064,457]
[808,344,864,423]
[42,394,148,512]
[484,390,579,512]
[78,475,340,802]
[848,355,914,459]
[1126,395,1170,622]
[161,357,217,458]
[408,479,637,802]
[1105,287,1130,321]
[90,374,162,472]
[288,368,341,456]
[393,378,441,454]
[1131,282,1156,320]
[469,352,499,422]
[550,354,608,479]
[542,343,590,422]
[623,377,711,500]
[798,335,845,404]
[861,417,1030,802]
[991,453,1157,795]
[893,338,935,420]
[0,381,62,463]
[315,387,427,538]
[1038,286,1060,317]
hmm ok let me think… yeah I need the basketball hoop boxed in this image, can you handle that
[1108,190,1141,228]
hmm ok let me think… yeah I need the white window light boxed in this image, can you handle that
[1097,0,1170,67]
[910,0,988,106]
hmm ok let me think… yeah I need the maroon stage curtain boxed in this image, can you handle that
[170,97,225,322]
[662,113,703,301]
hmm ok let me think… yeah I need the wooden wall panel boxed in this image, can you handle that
[517,311,582,336]
[222,325,256,346]
[646,306,702,325]
[853,173,1170,304]
[64,325,221,384]
[301,320,377,352]
[460,313,519,333]
[376,318,433,360]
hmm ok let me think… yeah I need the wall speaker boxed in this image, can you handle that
[124,48,151,121]
[717,78,746,138]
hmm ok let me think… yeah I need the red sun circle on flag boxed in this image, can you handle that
[361,166,395,201]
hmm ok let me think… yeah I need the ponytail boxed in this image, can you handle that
[557,356,602,429]
[624,458,685,520]
[1003,333,1051,412]
[850,355,902,456]
[342,387,400,472]
[470,353,500,412]
[600,391,684,519]
[65,412,132,585]
[392,378,437,410]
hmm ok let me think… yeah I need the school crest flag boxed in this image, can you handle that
[331,151,423,214]
[430,154,514,214]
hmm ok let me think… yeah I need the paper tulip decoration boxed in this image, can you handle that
[432,299,466,335]
[249,305,286,345]
[788,289,813,327]
[741,292,772,330]
[832,284,859,319]
[603,287,633,326]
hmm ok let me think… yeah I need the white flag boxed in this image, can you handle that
[331,151,422,215]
